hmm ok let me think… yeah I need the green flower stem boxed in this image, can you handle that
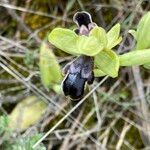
[119,49,150,66]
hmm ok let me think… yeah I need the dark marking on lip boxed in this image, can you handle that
[62,55,94,100]
[73,11,92,28]
[62,73,86,100]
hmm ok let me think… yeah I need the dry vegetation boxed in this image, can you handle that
[0,0,150,149]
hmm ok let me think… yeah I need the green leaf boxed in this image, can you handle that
[94,49,119,77]
[9,96,47,131]
[0,116,9,134]
[48,28,79,55]
[9,134,46,150]
[144,63,150,69]
[136,12,150,50]
[39,42,62,89]
[135,12,150,68]
[106,23,122,49]
[94,69,106,77]
[90,26,107,47]
[119,49,150,66]
[77,35,104,56]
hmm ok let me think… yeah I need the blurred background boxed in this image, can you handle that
[0,0,150,149]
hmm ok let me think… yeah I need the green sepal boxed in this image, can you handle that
[77,35,104,56]
[94,49,119,78]
[94,69,106,77]
[90,26,107,47]
[106,23,122,49]
[48,28,79,55]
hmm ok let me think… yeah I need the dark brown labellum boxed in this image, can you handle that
[62,55,94,100]
[62,73,86,100]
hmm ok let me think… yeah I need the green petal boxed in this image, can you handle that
[48,28,79,55]
[90,26,107,47]
[111,36,122,48]
[94,49,119,77]
[39,42,62,88]
[77,35,104,56]
[107,23,122,49]
[94,69,106,77]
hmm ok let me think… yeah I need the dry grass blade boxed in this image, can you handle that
[32,76,108,149]
[116,123,131,150]
[132,66,150,146]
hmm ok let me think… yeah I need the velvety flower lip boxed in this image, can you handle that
[62,73,86,100]
[62,55,94,100]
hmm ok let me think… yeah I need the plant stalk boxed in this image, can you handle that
[119,49,150,66]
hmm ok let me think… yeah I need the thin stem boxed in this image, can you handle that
[119,49,150,66]
[32,76,108,149]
